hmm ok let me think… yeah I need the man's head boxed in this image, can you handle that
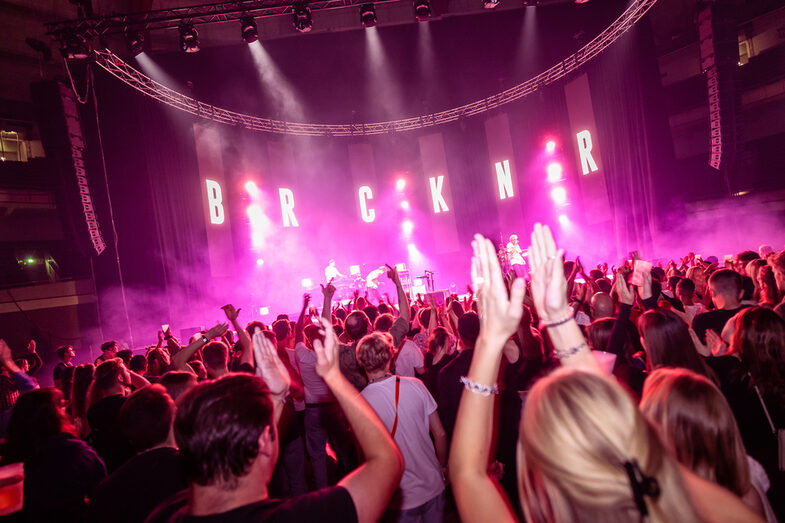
[771,251,785,294]
[329,259,336,267]
[271,319,292,346]
[676,278,696,304]
[345,311,371,341]
[14,358,30,373]
[356,332,393,374]
[589,269,604,281]
[56,345,75,363]
[202,341,229,376]
[377,303,392,316]
[509,234,518,245]
[708,269,743,310]
[129,354,147,374]
[120,384,175,452]
[590,292,614,320]
[457,312,481,350]
[373,313,395,333]
[735,250,759,273]
[158,371,198,402]
[175,374,276,487]
[100,341,118,357]
[363,305,379,325]
[245,321,266,338]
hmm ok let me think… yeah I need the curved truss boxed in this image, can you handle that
[94,0,657,136]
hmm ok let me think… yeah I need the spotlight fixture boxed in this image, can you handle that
[59,30,91,60]
[413,0,431,21]
[179,23,200,53]
[240,16,258,43]
[126,30,144,56]
[522,0,538,5]
[483,0,500,9]
[292,4,313,33]
[360,3,377,28]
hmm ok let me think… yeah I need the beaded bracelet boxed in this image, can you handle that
[555,342,588,360]
[543,313,574,328]
[460,376,499,396]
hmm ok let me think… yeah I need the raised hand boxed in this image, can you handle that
[221,304,241,322]
[706,329,728,357]
[312,317,341,382]
[527,223,568,323]
[471,234,525,344]
[302,293,312,307]
[638,270,653,300]
[205,322,229,340]
[27,339,36,353]
[0,340,13,366]
[320,282,335,298]
[385,264,400,284]
[612,269,635,305]
[252,328,290,398]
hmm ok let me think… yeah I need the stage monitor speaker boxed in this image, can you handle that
[697,1,740,171]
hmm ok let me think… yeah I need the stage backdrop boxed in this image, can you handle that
[83,3,675,340]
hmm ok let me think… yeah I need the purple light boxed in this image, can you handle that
[545,140,556,154]
[558,214,570,227]
[551,186,567,206]
[396,178,406,191]
[259,306,270,315]
[402,219,414,235]
[400,200,410,211]
[301,278,312,288]
[546,162,563,183]
[245,180,260,197]
[256,258,264,266]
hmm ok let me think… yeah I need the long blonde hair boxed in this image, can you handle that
[517,368,700,522]
[640,368,751,497]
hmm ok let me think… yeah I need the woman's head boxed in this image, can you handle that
[87,358,130,407]
[586,318,614,352]
[637,310,709,377]
[731,306,785,404]
[426,327,450,356]
[640,368,749,497]
[146,348,170,377]
[517,369,698,522]
[5,388,73,463]
[356,332,393,374]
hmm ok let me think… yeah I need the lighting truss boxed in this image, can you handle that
[91,0,657,136]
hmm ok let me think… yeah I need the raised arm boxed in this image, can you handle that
[295,294,311,344]
[314,317,404,523]
[26,340,42,375]
[172,323,228,373]
[321,283,335,322]
[222,305,252,367]
[252,329,291,424]
[387,264,410,323]
[449,234,524,523]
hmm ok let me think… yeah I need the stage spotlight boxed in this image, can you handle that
[545,140,556,153]
[551,186,567,206]
[301,278,313,288]
[402,219,414,235]
[483,0,500,8]
[179,24,200,53]
[350,265,361,275]
[558,214,570,227]
[413,0,431,21]
[396,262,407,271]
[546,162,563,183]
[126,30,144,57]
[360,4,377,28]
[396,178,406,191]
[292,4,313,32]
[245,180,260,197]
[241,16,258,44]
[414,278,423,286]
[256,258,265,267]
[522,0,539,5]
[400,200,410,211]
[259,306,270,315]
[59,31,91,60]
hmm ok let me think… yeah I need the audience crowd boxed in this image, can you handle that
[0,228,783,522]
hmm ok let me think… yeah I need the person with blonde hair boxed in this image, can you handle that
[448,224,763,523]
[640,368,774,521]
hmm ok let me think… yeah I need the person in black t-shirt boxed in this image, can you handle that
[692,269,748,343]
[54,345,76,390]
[437,312,481,441]
[147,324,403,523]
[89,384,186,523]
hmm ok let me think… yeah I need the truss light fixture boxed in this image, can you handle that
[60,30,91,60]
[240,16,258,43]
[413,0,431,21]
[179,23,200,53]
[126,30,144,56]
[292,4,313,33]
[483,0,500,8]
[360,4,377,27]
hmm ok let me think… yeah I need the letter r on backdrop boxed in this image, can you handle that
[279,188,299,227]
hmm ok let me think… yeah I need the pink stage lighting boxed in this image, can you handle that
[396,178,406,191]
[402,219,414,235]
[558,214,570,227]
[301,278,313,288]
[245,180,260,197]
[349,265,361,275]
[551,186,567,206]
[259,306,270,315]
[545,140,556,154]
[546,162,563,183]
[400,200,410,211]
[256,258,264,266]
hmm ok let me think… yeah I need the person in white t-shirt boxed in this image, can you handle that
[356,332,447,522]
[373,313,424,378]
[325,260,344,283]
[506,234,526,278]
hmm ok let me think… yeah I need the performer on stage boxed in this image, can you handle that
[324,259,345,282]
[365,265,386,303]
[506,234,527,278]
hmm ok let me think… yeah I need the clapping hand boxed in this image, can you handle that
[205,322,229,340]
[320,281,335,298]
[471,234,525,344]
[302,293,312,308]
[612,269,635,305]
[221,304,241,322]
[527,223,568,323]
[252,328,290,398]
[312,317,341,382]
[385,264,400,284]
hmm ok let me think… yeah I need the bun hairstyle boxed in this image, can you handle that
[517,368,699,523]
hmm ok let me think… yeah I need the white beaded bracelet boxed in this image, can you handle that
[460,376,499,396]
[555,343,588,360]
